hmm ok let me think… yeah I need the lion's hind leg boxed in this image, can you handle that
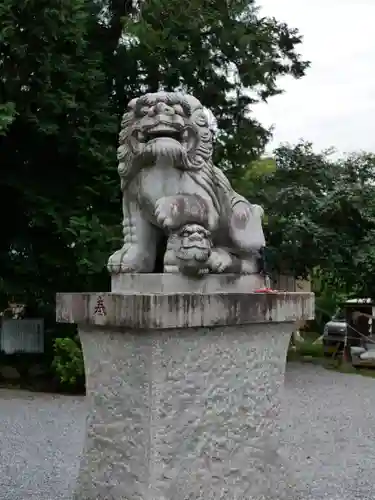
[229,201,265,252]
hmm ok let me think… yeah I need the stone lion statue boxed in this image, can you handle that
[107,91,265,275]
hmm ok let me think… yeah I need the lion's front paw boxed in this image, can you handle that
[207,248,233,273]
[155,197,180,229]
[107,245,153,273]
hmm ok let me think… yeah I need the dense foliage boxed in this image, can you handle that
[52,335,85,387]
[244,143,375,300]
[0,0,308,310]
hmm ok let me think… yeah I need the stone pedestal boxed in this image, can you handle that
[56,274,314,500]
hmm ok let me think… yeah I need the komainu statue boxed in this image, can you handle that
[107,92,265,276]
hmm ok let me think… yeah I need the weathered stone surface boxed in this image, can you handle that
[56,271,314,499]
[107,91,266,276]
[111,272,265,293]
[74,330,150,499]
[56,290,314,329]
[74,323,296,500]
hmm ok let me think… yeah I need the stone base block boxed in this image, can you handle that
[56,291,313,329]
[56,276,314,500]
[75,323,295,500]
[111,272,265,293]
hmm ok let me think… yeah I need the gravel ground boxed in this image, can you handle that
[0,390,86,500]
[281,364,375,500]
[0,364,374,500]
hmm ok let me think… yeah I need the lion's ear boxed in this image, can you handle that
[127,98,138,110]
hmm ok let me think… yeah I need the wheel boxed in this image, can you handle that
[323,339,344,358]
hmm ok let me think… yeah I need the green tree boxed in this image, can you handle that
[0,0,309,310]
[251,142,340,277]
[321,152,375,298]
[246,142,375,300]
[0,0,118,308]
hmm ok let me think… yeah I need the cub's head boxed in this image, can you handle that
[118,92,213,177]
[175,224,212,276]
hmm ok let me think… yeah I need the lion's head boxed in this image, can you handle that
[117,92,213,178]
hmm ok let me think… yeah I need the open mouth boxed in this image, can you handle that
[145,129,182,142]
[134,126,196,151]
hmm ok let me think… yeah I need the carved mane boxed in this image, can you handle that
[116,92,239,214]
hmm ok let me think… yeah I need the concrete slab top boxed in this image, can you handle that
[56,290,314,329]
[111,273,266,293]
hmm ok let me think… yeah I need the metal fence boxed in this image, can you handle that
[0,318,44,354]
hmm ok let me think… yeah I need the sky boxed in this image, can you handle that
[254,0,375,156]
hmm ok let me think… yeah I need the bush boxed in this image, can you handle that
[297,341,324,358]
[288,339,324,362]
[52,335,85,390]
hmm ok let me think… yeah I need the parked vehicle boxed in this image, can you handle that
[323,298,375,360]
[322,309,347,356]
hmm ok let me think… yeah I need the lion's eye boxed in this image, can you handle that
[137,107,149,117]
[173,104,184,115]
